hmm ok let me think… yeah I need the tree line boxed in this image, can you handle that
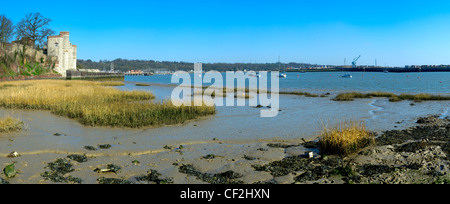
[1,13,55,78]
[0,12,54,48]
[77,58,320,72]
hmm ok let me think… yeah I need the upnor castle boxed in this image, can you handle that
[47,31,77,76]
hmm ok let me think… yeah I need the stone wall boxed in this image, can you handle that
[0,42,47,62]
[47,32,77,76]
[66,70,124,80]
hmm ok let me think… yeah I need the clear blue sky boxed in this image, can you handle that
[2,0,450,66]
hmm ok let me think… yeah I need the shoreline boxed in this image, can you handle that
[1,115,448,184]
[0,79,449,184]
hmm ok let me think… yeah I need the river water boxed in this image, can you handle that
[0,72,449,154]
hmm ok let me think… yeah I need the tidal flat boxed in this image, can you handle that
[0,79,449,183]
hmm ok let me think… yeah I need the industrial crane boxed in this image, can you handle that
[352,55,361,68]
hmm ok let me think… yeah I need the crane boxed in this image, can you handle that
[352,55,361,68]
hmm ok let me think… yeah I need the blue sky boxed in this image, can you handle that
[2,0,450,66]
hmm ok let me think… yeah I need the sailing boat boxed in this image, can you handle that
[277,56,287,78]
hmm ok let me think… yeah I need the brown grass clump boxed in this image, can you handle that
[0,116,23,132]
[318,120,375,156]
[333,92,450,102]
[0,80,215,128]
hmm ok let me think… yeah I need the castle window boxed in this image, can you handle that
[55,43,59,47]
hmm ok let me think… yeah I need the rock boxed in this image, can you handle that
[0,178,9,184]
[97,177,133,184]
[41,158,81,184]
[136,169,174,184]
[178,164,244,184]
[98,144,112,149]
[267,143,299,148]
[84,146,97,151]
[94,164,121,173]
[202,154,216,159]
[67,154,88,163]
[7,151,20,158]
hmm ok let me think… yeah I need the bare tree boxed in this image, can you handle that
[16,12,54,47]
[0,15,15,44]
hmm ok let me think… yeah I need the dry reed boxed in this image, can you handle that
[0,116,23,132]
[318,120,375,156]
[0,80,215,128]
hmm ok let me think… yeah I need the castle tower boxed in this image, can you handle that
[47,31,77,76]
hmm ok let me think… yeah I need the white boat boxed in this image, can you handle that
[279,73,287,78]
[341,73,352,78]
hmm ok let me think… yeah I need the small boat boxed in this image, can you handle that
[278,73,287,78]
[383,70,389,73]
[248,73,261,78]
[341,73,352,78]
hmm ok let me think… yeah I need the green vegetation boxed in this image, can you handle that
[1,45,57,78]
[135,83,151,86]
[77,58,321,72]
[99,81,125,86]
[333,91,450,102]
[0,80,215,128]
[278,91,320,97]
[318,120,375,156]
[1,13,57,78]
[185,85,321,98]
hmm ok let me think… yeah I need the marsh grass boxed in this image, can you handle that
[135,83,151,86]
[183,85,321,98]
[100,81,125,86]
[318,120,375,156]
[278,91,319,97]
[333,91,450,102]
[0,116,23,132]
[0,80,215,128]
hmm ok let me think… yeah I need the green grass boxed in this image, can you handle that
[278,91,320,97]
[135,83,151,86]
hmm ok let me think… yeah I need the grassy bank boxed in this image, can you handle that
[0,80,215,128]
[333,91,450,102]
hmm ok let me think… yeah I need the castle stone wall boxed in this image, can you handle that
[47,31,77,76]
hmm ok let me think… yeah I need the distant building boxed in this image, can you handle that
[47,31,77,76]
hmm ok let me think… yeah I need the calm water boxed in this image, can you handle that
[126,72,450,95]
[1,72,448,154]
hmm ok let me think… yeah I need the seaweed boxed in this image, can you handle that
[178,164,243,184]
[136,169,174,184]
